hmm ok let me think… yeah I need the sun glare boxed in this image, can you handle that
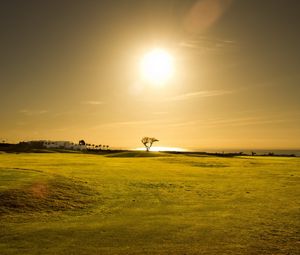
[140,48,174,85]
[135,146,186,152]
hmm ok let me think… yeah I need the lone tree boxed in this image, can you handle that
[141,137,159,152]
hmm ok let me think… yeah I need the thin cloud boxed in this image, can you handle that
[81,101,105,105]
[204,117,287,128]
[167,116,296,128]
[179,35,238,54]
[112,120,156,126]
[166,90,233,102]
[19,109,48,116]
[90,119,168,130]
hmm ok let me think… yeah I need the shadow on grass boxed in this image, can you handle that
[0,175,97,215]
[106,151,168,158]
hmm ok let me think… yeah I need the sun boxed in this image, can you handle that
[140,48,174,85]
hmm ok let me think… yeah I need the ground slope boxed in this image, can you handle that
[0,153,299,254]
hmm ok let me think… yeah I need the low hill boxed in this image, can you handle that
[0,153,299,254]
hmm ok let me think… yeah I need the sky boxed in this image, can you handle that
[1,0,300,149]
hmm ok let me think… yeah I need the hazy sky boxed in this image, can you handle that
[1,0,300,149]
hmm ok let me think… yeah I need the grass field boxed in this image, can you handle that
[0,152,299,254]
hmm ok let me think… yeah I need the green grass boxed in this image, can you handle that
[0,152,299,254]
